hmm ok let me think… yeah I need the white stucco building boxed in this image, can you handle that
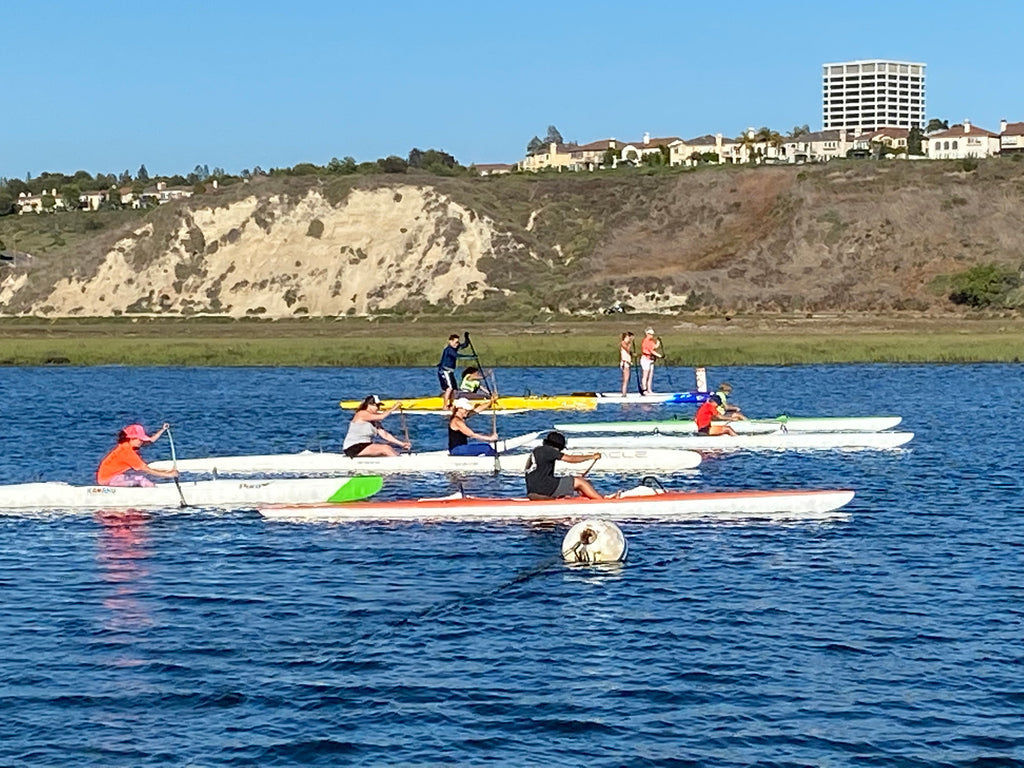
[822,59,926,133]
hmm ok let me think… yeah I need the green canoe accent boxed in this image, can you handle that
[327,475,384,503]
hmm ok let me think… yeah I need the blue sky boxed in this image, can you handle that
[3,0,1022,180]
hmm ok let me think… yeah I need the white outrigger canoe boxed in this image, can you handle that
[554,415,903,435]
[0,476,382,511]
[532,431,914,452]
[151,446,703,477]
[260,486,856,523]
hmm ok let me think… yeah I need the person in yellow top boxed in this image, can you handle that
[715,382,747,421]
[97,423,180,487]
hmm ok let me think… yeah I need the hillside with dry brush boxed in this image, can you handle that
[2,159,1023,318]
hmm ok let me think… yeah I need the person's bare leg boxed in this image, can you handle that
[357,443,400,456]
[573,476,602,499]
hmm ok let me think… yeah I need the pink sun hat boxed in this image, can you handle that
[121,424,154,441]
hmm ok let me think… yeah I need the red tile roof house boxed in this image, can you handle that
[669,134,739,165]
[926,120,1000,159]
[999,119,1024,153]
[617,133,681,166]
[568,138,624,170]
[852,127,911,153]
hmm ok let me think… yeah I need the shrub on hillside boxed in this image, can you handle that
[947,263,1020,307]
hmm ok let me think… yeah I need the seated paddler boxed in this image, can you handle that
[448,396,498,456]
[97,423,179,487]
[524,431,605,500]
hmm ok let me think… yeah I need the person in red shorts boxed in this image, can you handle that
[97,423,179,487]
[695,395,738,437]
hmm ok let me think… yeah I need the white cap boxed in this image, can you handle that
[453,398,474,410]
[645,327,654,334]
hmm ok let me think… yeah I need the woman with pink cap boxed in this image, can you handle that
[96,423,179,487]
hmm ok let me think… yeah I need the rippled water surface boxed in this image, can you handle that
[0,364,1021,766]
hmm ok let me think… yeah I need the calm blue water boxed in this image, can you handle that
[0,364,1022,766]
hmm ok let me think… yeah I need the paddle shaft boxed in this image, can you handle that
[165,425,189,508]
[464,333,495,396]
[656,336,677,390]
[399,406,411,454]
[631,340,642,394]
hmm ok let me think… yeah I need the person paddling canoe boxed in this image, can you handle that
[695,395,738,436]
[525,431,607,500]
[714,382,747,421]
[343,395,411,457]
[97,423,179,487]
[448,396,498,456]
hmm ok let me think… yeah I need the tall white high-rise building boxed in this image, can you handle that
[822,59,926,133]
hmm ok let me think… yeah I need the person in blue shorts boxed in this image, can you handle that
[438,332,471,408]
[448,396,498,456]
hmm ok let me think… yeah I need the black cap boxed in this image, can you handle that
[708,394,722,405]
[543,431,566,450]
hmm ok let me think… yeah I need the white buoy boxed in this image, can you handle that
[561,519,628,564]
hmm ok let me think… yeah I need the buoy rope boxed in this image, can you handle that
[332,553,567,650]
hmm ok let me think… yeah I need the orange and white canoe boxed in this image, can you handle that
[260,487,855,523]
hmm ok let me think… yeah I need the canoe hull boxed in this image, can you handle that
[555,416,904,435]
[550,432,914,451]
[151,447,703,476]
[261,488,856,523]
[0,476,381,511]
[340,395,597,411]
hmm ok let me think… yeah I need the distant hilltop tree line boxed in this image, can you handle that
[0,147,468,216]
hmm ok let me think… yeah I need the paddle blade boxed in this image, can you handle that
[327,476,384,503]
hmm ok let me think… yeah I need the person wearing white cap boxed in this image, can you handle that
[639,328,663,394]
[342,395,410,457]
[448,395,498,455]
[96,423,178,487]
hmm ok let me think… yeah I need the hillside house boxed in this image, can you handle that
[669,134,737,165]
[781,129,853,163]
[520,142,579,172]
[851,127,912,156]
[927,120,1000,159]
[999,119,1024,154]
[473,163,515,176]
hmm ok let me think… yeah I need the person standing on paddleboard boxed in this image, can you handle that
[97,423,179,487]
[619,332,635,396]
[639,328,663,395]
[343,395,411,457]
[437,332,472,408]
[447,396,499,456]
[525,431,608,500]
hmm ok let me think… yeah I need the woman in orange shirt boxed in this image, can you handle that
[96,423,179,487]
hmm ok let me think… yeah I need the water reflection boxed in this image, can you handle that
[95,509,154,639]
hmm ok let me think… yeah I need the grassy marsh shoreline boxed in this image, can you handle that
[0,315,1022,367]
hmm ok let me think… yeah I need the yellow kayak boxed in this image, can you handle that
[339,394,597,411]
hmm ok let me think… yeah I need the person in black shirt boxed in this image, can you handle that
[525,431,604,499]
